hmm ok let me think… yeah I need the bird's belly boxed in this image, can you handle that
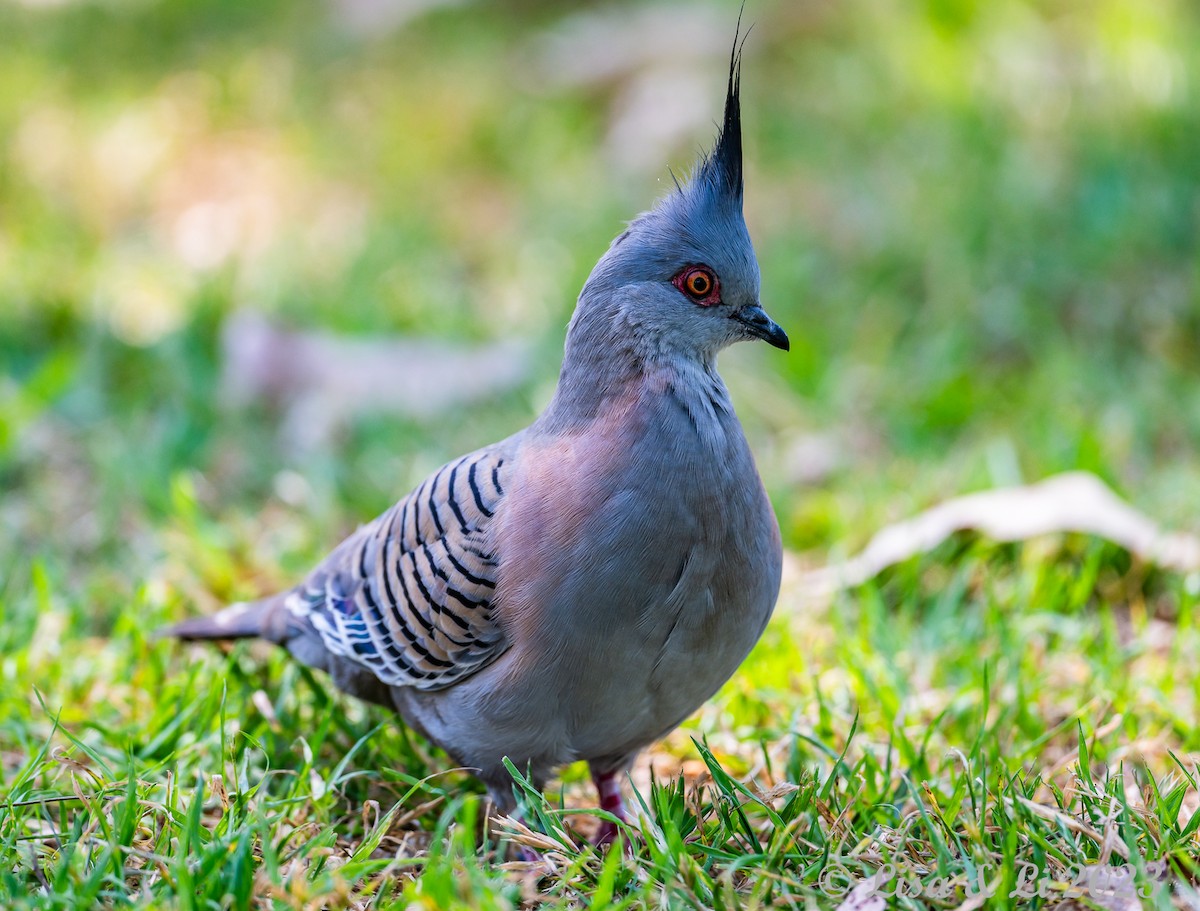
[563,567,772,763]
[405,582,770,777]
[415,524,776,775]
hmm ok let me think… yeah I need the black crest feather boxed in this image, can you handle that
[698,12,748,202]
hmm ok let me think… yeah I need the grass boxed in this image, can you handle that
[3,0,1200,907]
[5,539,1199,907]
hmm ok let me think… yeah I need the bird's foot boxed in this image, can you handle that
[594,818,622,848]
[515,843,548,865]
[592,769,632,850]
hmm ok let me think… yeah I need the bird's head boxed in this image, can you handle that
[573,37,788,363]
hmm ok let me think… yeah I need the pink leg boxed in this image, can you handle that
[515,844,546,865]
[592,768,629,847]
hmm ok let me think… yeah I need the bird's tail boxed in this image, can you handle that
[162,595,292,643]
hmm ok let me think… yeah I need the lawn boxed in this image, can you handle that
[2,0,1199,907]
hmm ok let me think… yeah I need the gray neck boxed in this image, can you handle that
[538,289,735,447]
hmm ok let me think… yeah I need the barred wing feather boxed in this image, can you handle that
[286,448,509,691]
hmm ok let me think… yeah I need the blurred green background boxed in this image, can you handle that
[2,0,1198,626]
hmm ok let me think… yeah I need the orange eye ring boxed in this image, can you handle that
[673,265,720,306]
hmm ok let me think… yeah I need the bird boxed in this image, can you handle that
[167,34,787,847]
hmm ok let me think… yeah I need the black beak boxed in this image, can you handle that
[732,304,789,351]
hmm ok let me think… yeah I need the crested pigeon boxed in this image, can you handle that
[168,37,787,843]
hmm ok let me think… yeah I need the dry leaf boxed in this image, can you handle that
[833,879,888,911]
[795,471,1200,601]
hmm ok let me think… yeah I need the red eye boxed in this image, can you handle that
[672,266,720,306]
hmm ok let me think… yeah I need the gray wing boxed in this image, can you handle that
[285,446,510,691]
